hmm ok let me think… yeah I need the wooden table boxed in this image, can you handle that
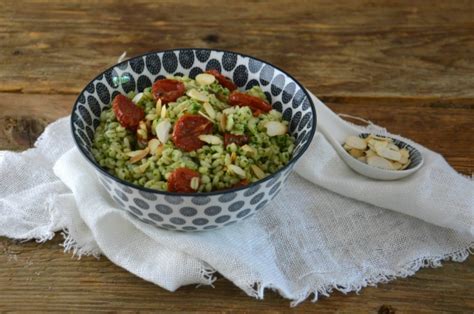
[1,1,473,311]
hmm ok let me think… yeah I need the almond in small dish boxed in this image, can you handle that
[343,134,411,170]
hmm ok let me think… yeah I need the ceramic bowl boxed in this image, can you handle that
[71,48,316,231]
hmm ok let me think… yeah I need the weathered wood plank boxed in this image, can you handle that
[0,1,473,97]
[1,0,473,311]
[0,236,472,312]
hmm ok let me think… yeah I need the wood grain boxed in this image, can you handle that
[0,0,473,312]
[1,237,473,312]
[1,1,473,98]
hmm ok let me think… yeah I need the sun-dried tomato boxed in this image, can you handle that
[167,168,200,193]
[232,179,249,188]
[152,79,185,104]
[172,114,214,152]
[205,69,237,91]
[228,91,272,113]
[224,133,249,147]
[112,94,145,130]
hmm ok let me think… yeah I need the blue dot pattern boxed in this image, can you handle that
[156,204,172,215]
[180,207,198,217]
[222,52,238,71]
[120,72,135,93]
[204,206,221,216]
[229,201,244,212]
[206,59,221,72]
[162,51,178,73]
[148,213,163,221]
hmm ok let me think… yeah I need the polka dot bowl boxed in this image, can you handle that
[71,49,317,232]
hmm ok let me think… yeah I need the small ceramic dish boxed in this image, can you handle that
[313,99,423,181]
[353,133,423,180]
[71,48,317,231]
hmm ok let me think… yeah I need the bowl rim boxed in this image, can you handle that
[70,48,317,197]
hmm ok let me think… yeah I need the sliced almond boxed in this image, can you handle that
[250,164,265,179]
[198,134,223,145]
[367,155,394,170]
[126,150,144,158]
[365,149,376,157]
[219,114,227,131]
[187,89,209,102]
[198,110,214,123]
[375,146,401,161]
[367,139,376,150]
[374,140,388,152]
[241,144,256,155]
[160,104,167,119]
[349,149,364,158]
[387,143,400,151]
[223,107,236,115]
[368,138,387,150]
[224,154,232,166]
[196,73,216,86]
[138,120,147,131]
[127,147,150,164]
[148,138,161,155]
[132,92,144,104]
[117,51,127,63]
[137,120,148,143]
[345,136,367,150]
[203,102,216,120]
[400,148,410,157]
[228,164,246,178]
[190,177,200,190]
[155,119,171,144]
[156,99,162,114]
[137,130,147,143]
[265,121,287,136]
[155,144,165,157]
[400,148,410,164]
[391,162,403,170]
[346,133,411,171]
[401,159,411,170]
[145,113,157,121]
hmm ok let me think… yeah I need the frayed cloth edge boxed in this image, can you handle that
[240,242,474,307]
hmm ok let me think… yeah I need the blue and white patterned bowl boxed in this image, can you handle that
[71,49,317,232]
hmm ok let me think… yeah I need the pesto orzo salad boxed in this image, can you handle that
[92,70,295,193]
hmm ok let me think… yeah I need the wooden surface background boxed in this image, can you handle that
[1,0,473,312]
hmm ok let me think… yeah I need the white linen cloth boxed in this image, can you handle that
[0,93,472,305]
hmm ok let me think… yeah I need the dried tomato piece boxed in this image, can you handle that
[167,168,200,193]
[252,109,263,117]
[232,179,249,188]
[112,94,145,130]
[152,79,185,104]
[228,91,272,113]
[172,114,213,152]
[205,69,237,91]
[224,133,249,147]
